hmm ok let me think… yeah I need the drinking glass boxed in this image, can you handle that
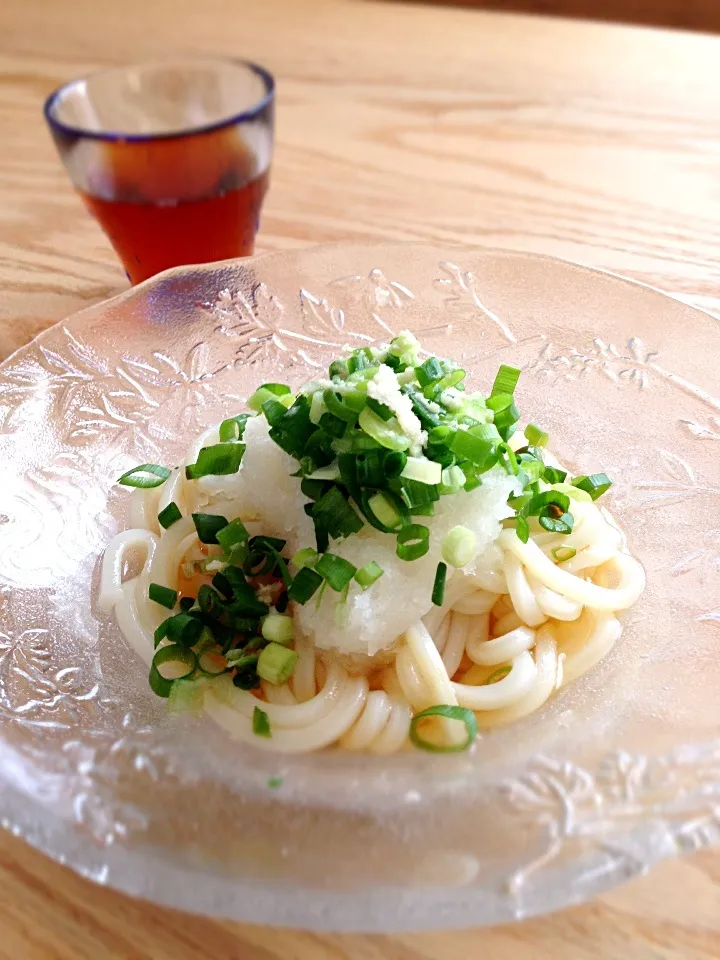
[44,58,275,285]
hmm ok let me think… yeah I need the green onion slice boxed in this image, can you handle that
[515,516,530,544]
[525,423,549,447]
[432,561,447,606]
[231,654,260,690]
[192,513,229,544]
[361,489,408,533]
[253,705,272,738]
[157,502,182,529]
[571,473,613,500]
[257,643,298,686]
[491,364,521,397]
[409,705,478,753]
[539,511,574,534]
[218,414,251,442]
[441,525,477,568]
[292,547,319,569]
[186,443,245,480]
[216,518,249,552]
[149,644,197,698]
[148,583,178,610]
[354,561,384,590]
[543,466,567,484]
[262,613,294,646]
[164,612,205,648]
[358,407,410,452]
[312,485,364,539]
[287,567,323,604]
[396,524,430,561]
[552,546,577,562]
[118,463,171,488]
[248,383,291,412]
[315,553,358,591]
[485,665,511,685]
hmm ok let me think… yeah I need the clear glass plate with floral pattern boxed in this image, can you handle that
[0,243,718,931]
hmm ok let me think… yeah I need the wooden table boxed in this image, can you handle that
[1,0,719,956]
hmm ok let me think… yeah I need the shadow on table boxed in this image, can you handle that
[390,0,720,32]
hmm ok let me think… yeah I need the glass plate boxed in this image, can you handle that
[0,243,718,931]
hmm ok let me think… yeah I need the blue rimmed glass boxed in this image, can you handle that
[44,58,275,284]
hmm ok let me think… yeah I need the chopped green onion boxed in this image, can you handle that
[404,387,441,430]
[432,561,447,606]
[186,443,245,479]
[312,485,363,539]
[400,456,442,485]
[315,553,357,591]
[415,356,443,387]
[552,546,577,562]
[365,397,394,421]
[358,407,410,451]
[552,482,592,503]
[396,524,430,561]
[261,613,294,646]
[525,490,571,517]
[497,443,519,475]
[409,705,478,753]
[543,466,567,484]
[539,512,574,534]
[192,513,229,544]
[486,665,511,684]
[323,388,360,423]
[571,473,613,500]
[306,463,341,482]
[354,561,384,589]
[292,547,319,569]
[450,430,496,466]
[518,457,544,484]
[486,392,514,414]
[262,398,291,427]
[361,490,406,532]
[515,515,530,543]
[153,618,171,648]
[248,383,291,412]
[165,612,205,648]
[197,649,228,675]
[148,583,178,610]
[267,776,284,789]
[439,465,465,495]
[150,644,197,698]
[157,502,182,529]
[269,395,314,458]
[197,584,223,618]
[231,654,260,690]
[394,477,439,511]
[329,359,350,380]
[442,525,477,567]
[216,518,249,552]
[525,423,549,447]
[257,642,297,686]
[253,705,272,737]
[118,463,171,489]
[218,414,251,442]
[347,347,375,374]
[491,364,521,397]
[287,567,323,604]
[433,368,466,394]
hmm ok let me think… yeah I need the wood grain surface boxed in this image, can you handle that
[1,0,719,955]
[410,0,720,33]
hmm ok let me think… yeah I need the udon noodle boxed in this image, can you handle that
[101,427,644,755]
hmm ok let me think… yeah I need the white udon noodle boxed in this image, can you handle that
[100,426,646,754]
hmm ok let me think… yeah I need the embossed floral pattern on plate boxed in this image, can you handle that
[0,245,718,931]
